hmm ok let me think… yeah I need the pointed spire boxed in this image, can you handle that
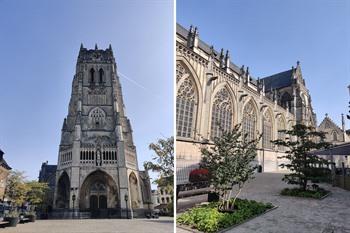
[225,50,230,59]
[296,60,300,67]
[95,43,98,50]
[80,43,84,50]
[194,26,198,36]
[189,25,193,33]
[62,118,67,131]
[109,44,112,50]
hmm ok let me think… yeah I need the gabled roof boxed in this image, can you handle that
[0,149,11,170]
[318,115,343,132]
[261,69,293,91]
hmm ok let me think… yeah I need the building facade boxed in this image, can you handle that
[0,149,11,201]
[152,185,173,215]
[53,44,151,218]
[38,162,57,211]
[176,24,316,185]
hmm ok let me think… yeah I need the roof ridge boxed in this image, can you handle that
[261,68,293,80]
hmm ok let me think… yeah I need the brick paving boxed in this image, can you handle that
[177,173,350,233]
[1,217,174,233]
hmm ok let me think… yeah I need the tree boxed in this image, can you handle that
[200,124,260,211]
[271,124,331,191]
[26,181,49,210]
[5,171,28,206]
[144,136,174,187]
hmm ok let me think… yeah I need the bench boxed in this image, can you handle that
[0,221,9,228]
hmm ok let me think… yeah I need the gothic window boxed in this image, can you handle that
[332,131,338,141]
[99,68,104,83]
[210,88,233,140]
[263,110,273,149]
[277,116,286,151]
[90,68,95,83]
[176,63,187,83]
[176,72,198,138]
[242,101,256,142]
[89,107,105,128]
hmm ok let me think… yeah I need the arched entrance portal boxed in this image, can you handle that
[79,170,119,217]
[56,172,70,208]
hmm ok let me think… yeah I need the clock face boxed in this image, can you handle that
[93,53,101,59]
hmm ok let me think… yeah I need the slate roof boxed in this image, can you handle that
[261,69,293,91]
[310,142,350,156]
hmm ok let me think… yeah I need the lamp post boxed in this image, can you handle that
[124,193,129,219]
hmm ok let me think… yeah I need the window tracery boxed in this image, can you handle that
[210,88,233,140]
[242,101,256,142]
[176,74,197,138]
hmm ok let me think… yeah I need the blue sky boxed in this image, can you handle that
[0,0,173,187]
[178,0,350,128]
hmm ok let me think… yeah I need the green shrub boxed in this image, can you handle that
[177,198,273,233]
[280,187,329,199]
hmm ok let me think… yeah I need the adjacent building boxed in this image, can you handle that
[0,149,11,201]
[176,24,316,185]
[53,44,152,218]
[38,161,57,211]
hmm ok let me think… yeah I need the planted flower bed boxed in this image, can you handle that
[177,198,274,233]
[280,187,330,199]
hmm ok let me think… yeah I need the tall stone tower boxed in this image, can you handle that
[54,44,151,218]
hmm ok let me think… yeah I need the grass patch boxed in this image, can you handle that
[177,199,274,233]
[280,187,330,199]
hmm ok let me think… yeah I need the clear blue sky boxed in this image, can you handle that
[178,0,350,128]
[0,0,173,187]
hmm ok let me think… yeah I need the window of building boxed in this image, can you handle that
[277,116,286,151]
[242,101,256,142]
[89,107,105,128]
[210,88,233,140]
[176,65,197,138]
[263,110,273,149]
[99,68,104,83]
[90,68,95,83]
[332,131,338,141]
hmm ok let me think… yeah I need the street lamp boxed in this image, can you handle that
[124,194,129,219]
[72,194,76,219]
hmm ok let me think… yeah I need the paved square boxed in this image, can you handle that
[1,217,174,233]
[177,173,350,233]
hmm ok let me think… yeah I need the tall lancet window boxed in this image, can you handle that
[99,68,104,83]
[210,88,233,140]
[243,101,257,142]
[277,116,286,151]
[90,68,95,83]
[176,64,197,138]
[263,110,273,149]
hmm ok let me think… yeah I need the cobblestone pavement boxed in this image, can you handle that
[1,217,174,233]
[177,173,350,233]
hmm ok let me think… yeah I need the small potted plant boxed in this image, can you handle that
[26,211,36,222]
[4,210,19,227]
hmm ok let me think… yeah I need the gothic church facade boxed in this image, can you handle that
[54,44,151,218]
[176,24,316,184]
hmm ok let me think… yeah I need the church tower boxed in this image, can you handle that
[54,44,151,218]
